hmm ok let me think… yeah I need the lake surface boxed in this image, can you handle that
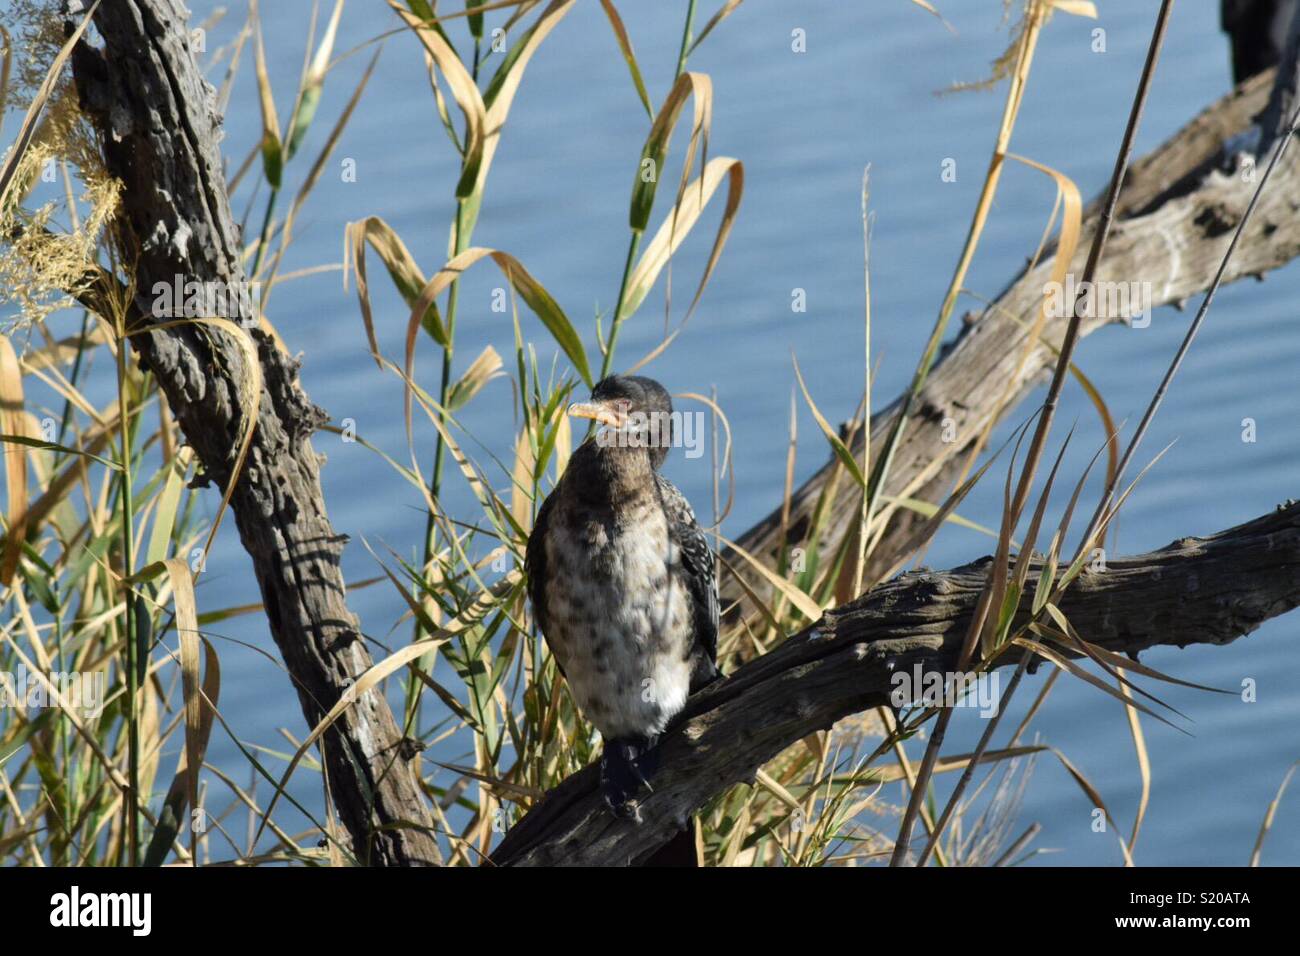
[171,0,1299,865]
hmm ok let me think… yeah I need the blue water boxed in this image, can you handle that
[144,0,1300,865]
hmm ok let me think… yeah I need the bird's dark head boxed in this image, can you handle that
[568,375,675,470]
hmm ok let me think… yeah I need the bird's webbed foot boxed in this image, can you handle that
[600,735,659,822]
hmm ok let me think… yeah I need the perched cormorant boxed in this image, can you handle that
[525,375,720,820]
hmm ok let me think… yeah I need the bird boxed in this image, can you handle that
[525,374,720,822]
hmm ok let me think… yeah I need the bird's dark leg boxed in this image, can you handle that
[689,657,724,695]
[601,735,659,820]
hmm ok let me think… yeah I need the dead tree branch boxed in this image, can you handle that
[493,500,1300,866]
[69,0,439,864]
[722,69,1300,622]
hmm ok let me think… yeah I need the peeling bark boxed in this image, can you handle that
[70,0,439,865]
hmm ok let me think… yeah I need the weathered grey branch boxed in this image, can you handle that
[492,500,1300,866]
[721,69,1300,624]
[69,0,439,864]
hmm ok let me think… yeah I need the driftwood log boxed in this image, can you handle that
[49,0,1300,866]
[69,0,440,865]
[492,500,1300,865]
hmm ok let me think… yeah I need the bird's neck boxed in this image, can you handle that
[574,440,658,512]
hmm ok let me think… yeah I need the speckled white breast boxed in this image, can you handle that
[542,496,694,740]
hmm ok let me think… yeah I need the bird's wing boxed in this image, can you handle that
[656,473,719,685]
[524,484,564,678]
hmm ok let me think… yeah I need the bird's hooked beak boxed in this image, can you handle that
[567,399,624,429]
